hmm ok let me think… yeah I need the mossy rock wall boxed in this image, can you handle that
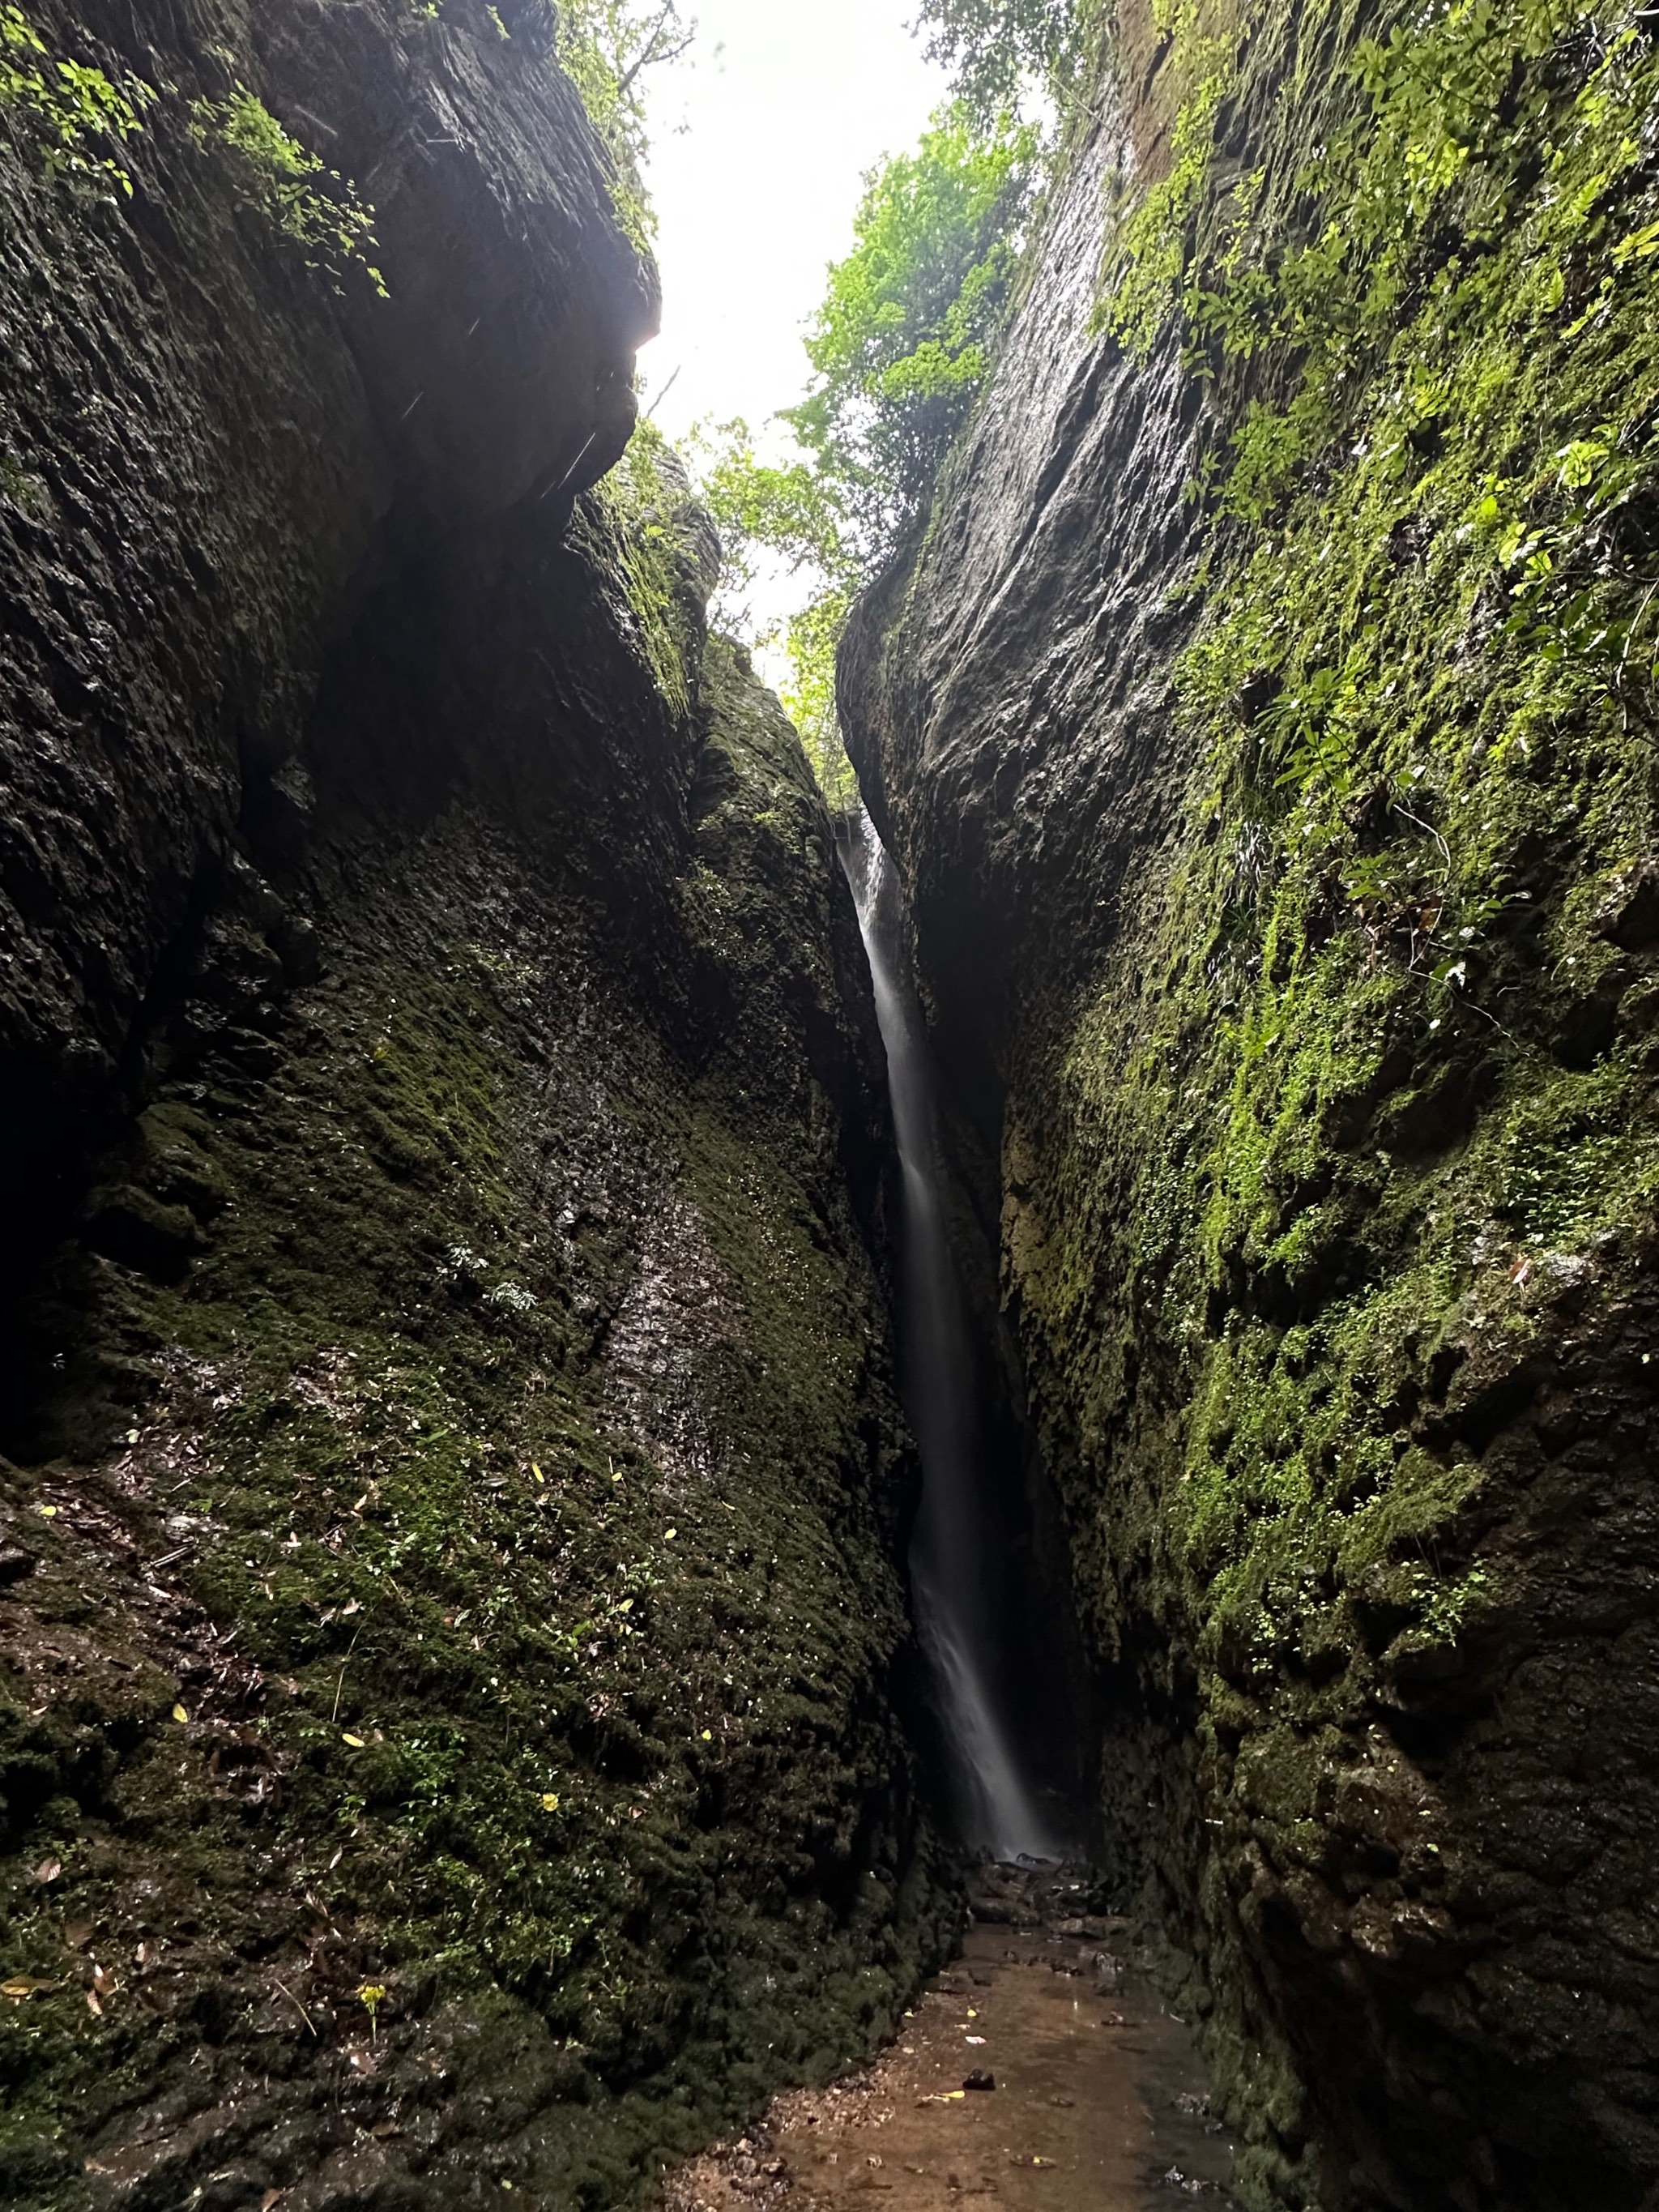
[841,2,1659,2207]
[0,5,951,2204]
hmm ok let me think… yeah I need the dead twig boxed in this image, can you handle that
[331,1627,363,1724]
[274,1978,317,2037]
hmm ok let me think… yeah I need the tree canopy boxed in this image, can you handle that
[911,0,1095,126]
[784,105,1036,562]
[695,105,1036,809]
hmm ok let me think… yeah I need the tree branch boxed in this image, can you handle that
[614,2,694,100]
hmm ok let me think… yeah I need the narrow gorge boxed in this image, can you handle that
[1,2,1656,2211]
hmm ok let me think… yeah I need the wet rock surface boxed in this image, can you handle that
[840,6,1659,2209]
[0,6,949,2204]
[0,0,651,1219]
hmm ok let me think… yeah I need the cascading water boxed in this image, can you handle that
[840,809,1060,1864]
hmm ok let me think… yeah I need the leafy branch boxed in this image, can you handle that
[556,0,697,237]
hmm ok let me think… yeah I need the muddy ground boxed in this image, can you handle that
[666,1866,1235,2212]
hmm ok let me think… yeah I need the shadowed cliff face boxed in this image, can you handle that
[839,109,1205,1115]
[842,5,1659,2209]
[0,0,649,1221]
[0,5,953,2202]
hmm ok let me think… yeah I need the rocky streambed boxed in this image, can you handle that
[667,1866,1235,2212]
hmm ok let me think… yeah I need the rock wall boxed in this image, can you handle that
[0,4,951,2203]
[842,2,1659,2206]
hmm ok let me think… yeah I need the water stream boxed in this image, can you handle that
[839,811,1059,1863]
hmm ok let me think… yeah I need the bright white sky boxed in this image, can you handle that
[640,1,947,451]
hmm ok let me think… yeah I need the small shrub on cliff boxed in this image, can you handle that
[0,2,151,195]
[555,0,695,244]
[190,88,386,296]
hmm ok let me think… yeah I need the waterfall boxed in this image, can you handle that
[840,809,1060,1864]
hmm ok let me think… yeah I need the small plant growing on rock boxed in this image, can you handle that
[0,2,151,195]
[190,88,386,297]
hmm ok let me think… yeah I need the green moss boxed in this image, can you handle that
[1045,0,1659,1676]
[1096,0,1244,353]
[0,742,942,2197]
[996,0,1659,2193]
[591,423,703,720]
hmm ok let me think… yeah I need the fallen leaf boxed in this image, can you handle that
[36,1504,58,1518]
[172,1704,190,1724]
[342,1733,365,1749]
[63,1922,95,1951]
[32,1857,62,1884]
[700,1729,712,1742]
[540,1792,561,1812]
[86,1989,103,2018]
[262,2190,287,2210]
[664,1527,678,1541]
[2,1977,53,2001]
